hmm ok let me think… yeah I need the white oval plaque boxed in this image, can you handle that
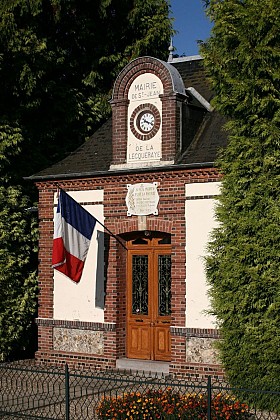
[126,183,159,216]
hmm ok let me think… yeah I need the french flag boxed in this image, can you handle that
[52,189,97,283]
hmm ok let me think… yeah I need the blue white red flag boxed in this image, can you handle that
[52,189,97,283]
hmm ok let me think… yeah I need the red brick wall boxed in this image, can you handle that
[37,188,55,320]
[35,167,222,375]
[111,57,185,165]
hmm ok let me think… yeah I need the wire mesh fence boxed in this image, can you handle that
[0,362,279,419]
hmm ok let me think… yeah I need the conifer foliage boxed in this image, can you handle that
[0,0,172,175]
[202,0,280,393]
[0,0,172,360]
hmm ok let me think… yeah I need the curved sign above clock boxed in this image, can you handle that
[127,73,163,165]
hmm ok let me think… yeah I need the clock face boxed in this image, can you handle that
[130,104,161,140]
[138,111,155,133]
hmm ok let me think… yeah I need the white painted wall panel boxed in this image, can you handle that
[53,190,104,322]
[185,182,221,328]
[186,182,221,197]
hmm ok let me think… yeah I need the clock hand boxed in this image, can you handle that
[143,118,153,126]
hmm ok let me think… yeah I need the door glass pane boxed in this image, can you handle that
[158,255,171,316]
[132,255,148,315]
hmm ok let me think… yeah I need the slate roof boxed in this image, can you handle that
[171,56,214,103]
[34,118,113,178]
[29,56,228,181]
[179,111,227,165]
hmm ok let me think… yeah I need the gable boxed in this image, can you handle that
[27,55,227,181]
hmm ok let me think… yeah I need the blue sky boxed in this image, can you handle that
[170,0,213,57]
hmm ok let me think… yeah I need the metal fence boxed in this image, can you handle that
[0,362,279,419]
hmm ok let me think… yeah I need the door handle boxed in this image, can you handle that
[160,321,170,324]
[135,319,143,322]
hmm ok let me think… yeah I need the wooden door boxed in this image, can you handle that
[126,234,171,361]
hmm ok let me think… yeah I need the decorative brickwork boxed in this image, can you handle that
[170,327,220,339]
[35,158,222,377]
[169,329,223,378]
[110,57,186,166]
[169,362,225,380]
[36,318,115,331]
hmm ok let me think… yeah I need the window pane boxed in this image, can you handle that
[158,255,171,316]
[132,255,148,315]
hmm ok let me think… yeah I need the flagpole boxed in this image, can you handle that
[94,218,127,250]
[56,187,127,250]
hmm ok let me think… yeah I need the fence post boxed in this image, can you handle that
[207,376,212,420]
[65,363,70,420]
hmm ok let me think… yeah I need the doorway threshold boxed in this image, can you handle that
[116,358,169,375]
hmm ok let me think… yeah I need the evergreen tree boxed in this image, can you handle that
[0,0,172,360]
[0,0,172,174]
[0,124,38,360]
[202,0,280,394]
[0,185,38,361]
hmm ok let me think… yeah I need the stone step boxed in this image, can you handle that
[116,358,169,375]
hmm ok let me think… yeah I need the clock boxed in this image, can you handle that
[138,111,155,133]
[130,103,161,141]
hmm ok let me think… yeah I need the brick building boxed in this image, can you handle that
[28,54,228,378]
